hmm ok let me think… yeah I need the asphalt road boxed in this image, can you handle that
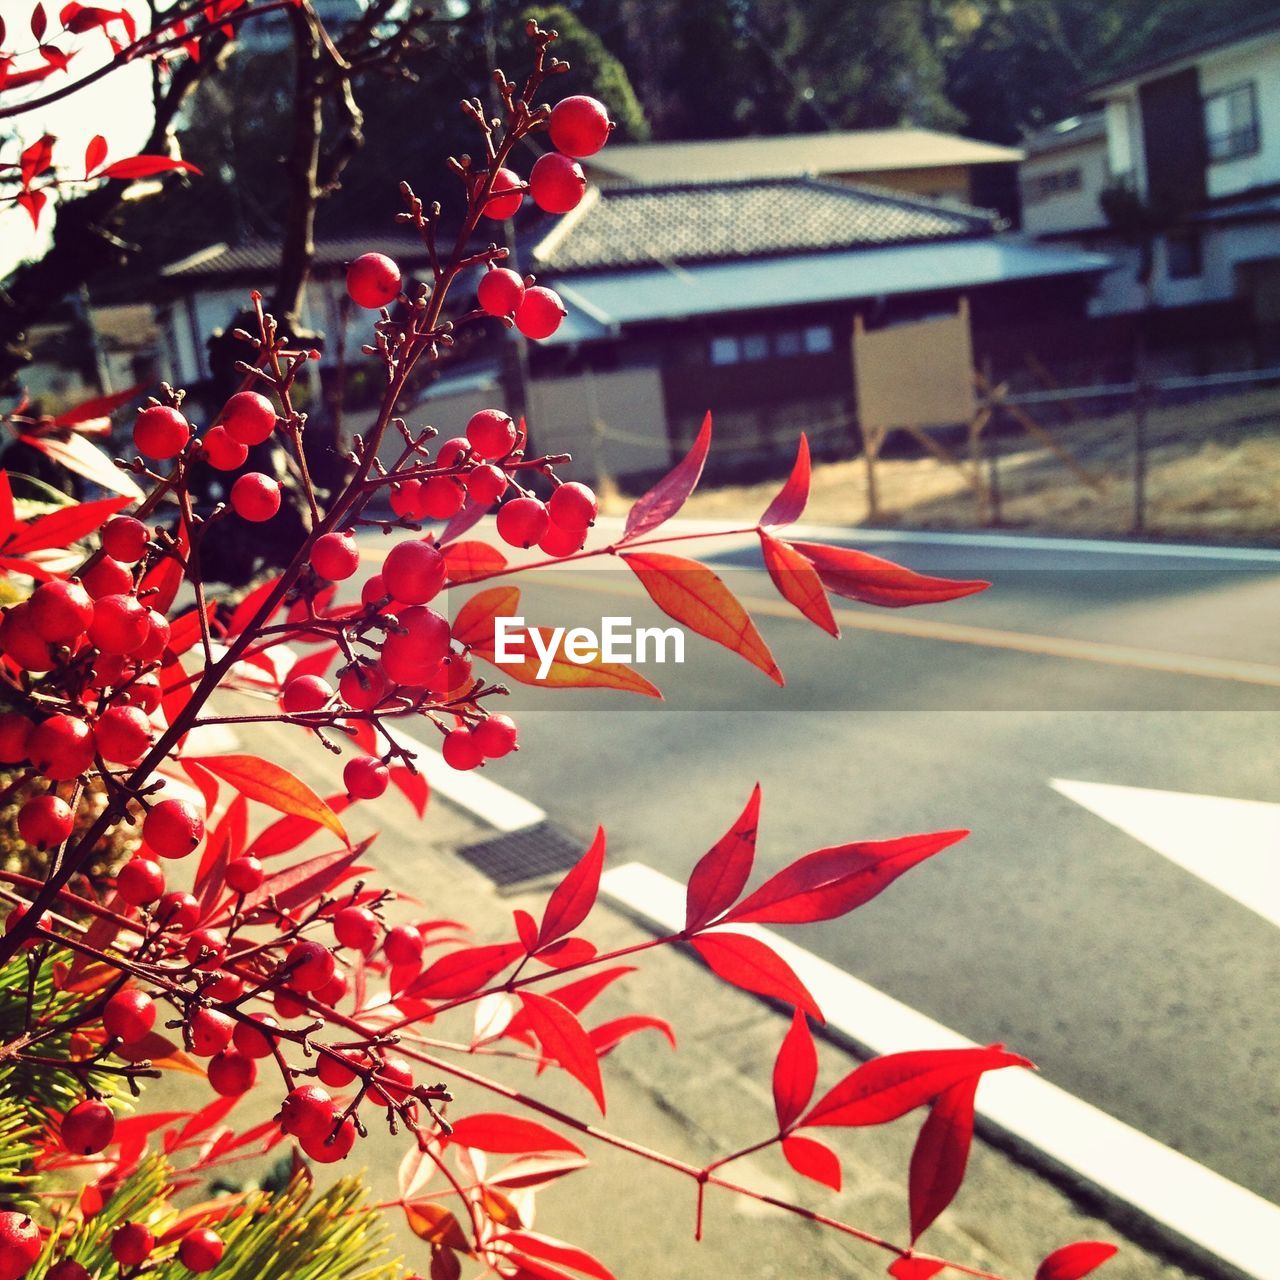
[357,525,1280,1204]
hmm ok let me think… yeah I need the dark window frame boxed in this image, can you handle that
[1203,81,1261,163]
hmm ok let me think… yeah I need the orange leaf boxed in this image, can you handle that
[443,539,507,584]
[453,586,520,649]
[405,1202,470,1251]
[183,754,347,840]
[621,551,782,685]
[474,626,661,699]
[759,530,838,636]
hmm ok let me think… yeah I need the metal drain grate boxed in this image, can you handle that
[457,822,584,887]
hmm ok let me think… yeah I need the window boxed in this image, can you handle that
[1204,83,1260,162]
[1022,167,1084,204]
[775,330,803,357]
[709,336,740,366]
[803,325,834,354]
[741,334,769,362]
[1166,230,1202,280]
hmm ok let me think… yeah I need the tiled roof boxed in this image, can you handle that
[160,234,432,282]
[532,178,995,274]
[584,128,1022,186]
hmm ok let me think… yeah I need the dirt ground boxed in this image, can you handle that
[604,386,1280,544]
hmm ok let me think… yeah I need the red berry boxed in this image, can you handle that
[332,905,379,955]
[155,890,200,929]
[384,605,451,666]
[122,672,162,714]
[0,713,33,764]
[538,521,587,557]
[344,755,389,800]
[301,1114,357,1163]
[477,266,525,317]
[143,797,204,858]
[17,794,74,848]
[134,405,190,459]
[317,1050,359,1088]
[28,714,94,781]
[548,481,597,529]
[442,727,484,771]
[390,479,424,521]
[103,989,156,1044]
[361,574,391,608]
[178,1228,225,1273]
[189,1008,235,1057]
[230,472,281,522]
[464,463,508,505]
[89,593,150,655]
[339,662,387,712]
[0,605,54,671]
[496,496,549,549]
[279,1085,335,1141]
[61,1098,114,1154]
[0,1211,41,1280]
[382,540,445,604]
[185,927,226,967]
[281,674,333,714]
[529,152,587,213]
[47,1262,91,1280]
[3,902,50,949]
[368,1054,413,1106]
[232,1015,278,1059]
[515,286,566,340]
[383,923,424,968]
[436,437,470,468]
[207,1049,256,1097]
[117,857,164,905]
[483,167,523,220]
[134,609,171,664]
[80,555,133,599]
[311,530,360,581]
[418,475,466,520]
[347,253,401,309]
[286,939,336,993]
[426,652,472,698]
[206,972,244,1002]
[221,391,277,446]
[101,516,149,564]
[313,970,348,1007]
[473,713,518,759]
[111,1222,153,1269]
[465,409,517,461]
[28,579,94,643]
[225,855,264,893]
[201,424,248,471]
[94,705,153,764]
[274,987,308,1020]
[549,94,612,157]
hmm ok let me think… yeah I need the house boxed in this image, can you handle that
[583,129,1024,223]
[519,177,1111,483]
[1082,10,1280,351]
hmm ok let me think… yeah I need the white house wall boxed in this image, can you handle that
[1104,95,1146,192]
[1199,37,1280,200]
[1021,141,1112,236]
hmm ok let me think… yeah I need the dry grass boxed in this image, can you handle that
[608,386,1280,543]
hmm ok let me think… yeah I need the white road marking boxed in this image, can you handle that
[600,861,1280,1280]
[1052,779,1280,929]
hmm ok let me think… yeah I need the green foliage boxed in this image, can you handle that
[30,1156,404,1280]
[0,1095,41,1209]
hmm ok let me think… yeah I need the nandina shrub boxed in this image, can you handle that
[0,16,1122,1280]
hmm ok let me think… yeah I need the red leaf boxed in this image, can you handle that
[446,1113,584,1157]
[773,1011,817,1132]
[588,1015,676,1057]
[909,1076,979,1242]
[622,552,782,685]
[788,541,989,609]
[16,190,46,229]
[691,931,822,1021]
[760,433,811,527]
[16,431,144,499]
[535,937,597,969]
[474,623,662,699]
[513,908,539,953]
[502,1231,617,1280]
[501,967,634,1043]
[100,154,201,180]
[438,498,488,544]
[240,841,370,915]
[759,530,838,636]
[164,603,217,659]
[20,135,54,189]
[622,411,710,541]
[139,521,186,614]
[226,574,283,637]
[537,828,604,950]
[6,495,130,554]
[194,792,247,897]
[781,1134,842,1191]
[84,133,107,177]
[32,5,49,40]
[802,1045,1033,1130]
[0,473,16,545]
[0,63,60,93]
[889,1258,946,1280]
[453,586,519,649]
[389,766,428,817]
[244,793,352,859]
[517,991,606,1114]
[52,381,142,425]
[443,539,506,584]
[723,830,968,926]
[288,644,337,682]
[1035,1243,1119,1280]
[406,941,524,1000]
[684,784,760,932]
[184,754,347,840]
[489,1152,590,1190]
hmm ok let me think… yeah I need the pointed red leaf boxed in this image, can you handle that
[20,134,54,189]
[84,133,108,177]
[446,1113,583,1157]
[588,1015,676,1057]
[240,841,370,915]
[16,190,47,229]
[788,541,989,608]
[52,381,142,425]
[184,754,347,840]
[453,586,519,649]
[517,991,606,1113]
[245,793,352,859]
[501,967,634,1043]
[16,431,144,499]
[502,1231,617,1280]
[723,830,968,926]
[100,155,201,180]
[287,644,337,682]
[622,411,711,541]
[405,941,524,1000]
[194,792,247,899]
[537,827,604,949]
[691,931,822,1021]
[622,552,782,685]
[781,1134,842,1191]
[32,5,49,41]
[443,539,507,584]
[909,1076,979,1242]
[226,574,284,637]
[889,1258,946,1280]
[389,766,429,816]
[513,908,539,953]
[760,433,811,527]
[535,936,597,969]
[802,1045,1033,1130]
[6,495,130,553]
[684,784,760,933]
[439,498,488,544]
[0,473,17,544]
[164,603,217,659]
[1035,1243,1119,1280]
[773,1011,817,1132]
[139,522,187,614]
[759,530,838,636]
